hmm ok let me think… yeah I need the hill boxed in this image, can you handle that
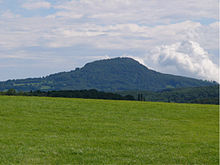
[0,57,216,92]
[0,96,218,164]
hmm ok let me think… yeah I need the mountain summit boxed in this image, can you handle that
[0,57,215,91]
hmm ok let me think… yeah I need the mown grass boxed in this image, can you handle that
[0,96,219,164]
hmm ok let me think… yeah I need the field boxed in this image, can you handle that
[0,96,219,164]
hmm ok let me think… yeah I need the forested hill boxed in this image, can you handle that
[0,57,216,92]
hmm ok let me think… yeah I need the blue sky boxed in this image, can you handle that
[0,0,219,82]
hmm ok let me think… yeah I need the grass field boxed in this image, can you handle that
[0,96,219,164]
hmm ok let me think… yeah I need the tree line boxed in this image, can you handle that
[1,85,219,104]
[0,89,135,101]
[118,85,219,105]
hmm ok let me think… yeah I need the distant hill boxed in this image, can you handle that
[118,85,219,104]
[0,57,216,92]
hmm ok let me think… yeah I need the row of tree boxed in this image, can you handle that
[0,89,135,101]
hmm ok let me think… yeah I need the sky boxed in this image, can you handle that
[0,0,219,82]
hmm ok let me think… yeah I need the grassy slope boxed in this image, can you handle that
[0,96,219,164]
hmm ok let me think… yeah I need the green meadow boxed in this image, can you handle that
[0,96,219,164]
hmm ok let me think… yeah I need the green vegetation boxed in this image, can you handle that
[0,57,216,92]
[0,96,218,164]
[0,89,135,101]
[1,85,218,104]
[119,85,219,104]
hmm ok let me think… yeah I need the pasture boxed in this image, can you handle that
[0,96,218,164]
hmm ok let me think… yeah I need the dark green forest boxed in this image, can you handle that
[0,57,216,92]
[0,89,134,101]
[118,85,219,104]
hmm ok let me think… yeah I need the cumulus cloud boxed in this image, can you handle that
[147,40,219,82]
[22,1,51,10]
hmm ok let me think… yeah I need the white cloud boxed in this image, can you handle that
[43,21,218,53]
[22,1,51,10]
[120,54,146,65]
[53,0,218,24]
[147,40,219,82]
[1,10,20,18]
[0,16,218,61]
[47,11,83,19]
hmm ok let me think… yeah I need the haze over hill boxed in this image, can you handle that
[0,57,216,92]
